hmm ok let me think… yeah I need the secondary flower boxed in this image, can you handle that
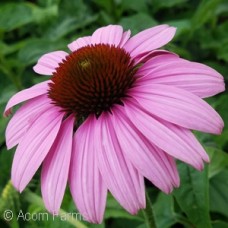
[4,25,224,223]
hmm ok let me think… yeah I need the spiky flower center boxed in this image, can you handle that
[48,44,136,119]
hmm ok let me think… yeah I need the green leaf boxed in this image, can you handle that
[0,182,20,228]
[206,147,228,178]
[44,15,98,41]
[164,19,191,37]
[213,130,228,151]
[0,39,34,56]
[30,4,58,23]
[0,41,16,56]
[26,202,76,228]
[152,0,187,12]
[216,2,228,16]
[0,3,34,31]
[173,163,211,228]
[18,38,66,65]
[210,169,228,217]
[212,220,228,228]
[0,85,18,144]
[215,94,228,128]
[104,193,142,221]
[153,193,176,228]
[119,13,157,34]
[0,109,9,145]
[0,181,20,227]
[217,41,228,62]
[0,3,57,32]
[121,0,148,13]
[92,0,113,14]
[59,0,88,17]
[88,223,105,228]
[191,0,223,29]
[23,191,88,228]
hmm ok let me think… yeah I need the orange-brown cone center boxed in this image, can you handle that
[48,44,136,119]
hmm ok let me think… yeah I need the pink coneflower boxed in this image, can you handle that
[4,25,224,223]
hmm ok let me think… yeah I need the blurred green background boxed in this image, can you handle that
[0,0,227,227]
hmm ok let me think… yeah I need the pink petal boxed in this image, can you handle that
[4,80,50,117]
[135,50,181,73]
[68,36,91,52]
[111,106,180,191]
[160,119,210,165]
[33,51,68,75]
[41,116,74,214]
[137,55,225,98]
[130,84,224,134]
[122,100,206,170]
[91,25,124,46]
[123,25,176,57]
[11,106,64,192]
[94,112,145,214]
[6,95,52,149]
[69,115,107,224]
[119,30,131,47]
[133,50,178,65]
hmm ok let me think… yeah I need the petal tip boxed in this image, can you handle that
[18,182,26,193]
[49,209,59,216]
[168,26,177,39]
[196,163,204,171]
[32,65,39,74]
[171,174,180,188]
[213,120,224,135]
[6,142,13,150]
[174,182,180,188]
[203,153,210,163]
[33,65,54,76]
[3,109,12,117]
[67,42,74,51]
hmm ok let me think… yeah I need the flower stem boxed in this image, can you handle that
[142,191,157,228]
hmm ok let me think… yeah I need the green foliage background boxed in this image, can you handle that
[0,0,227,227]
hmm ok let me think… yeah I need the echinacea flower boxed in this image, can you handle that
[4,25,225,223]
